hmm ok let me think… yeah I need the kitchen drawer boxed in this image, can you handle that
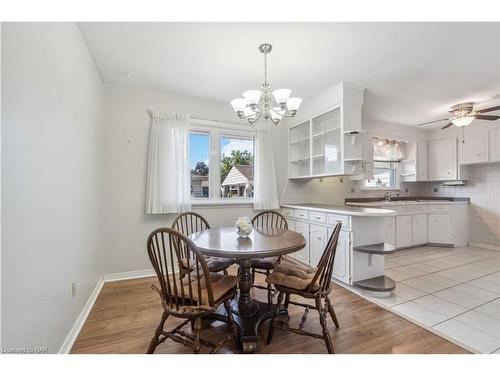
[428,205,451,213]
[327,213,351,231]
[308,211,327,224]
[295,209,309,220]
[281,207,295,218]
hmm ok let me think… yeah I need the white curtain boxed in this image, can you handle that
[145,110,191,214]
[253,122,279,210]
[372,137,405,161]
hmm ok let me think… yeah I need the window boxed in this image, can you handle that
[365,161,398,188]
[220,135,254,198]
[189,131,210,198]
[188,121,255,203]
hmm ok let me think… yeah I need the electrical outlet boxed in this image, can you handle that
[339,178,343,183]
[72,282,77,297]
[433,188,438,193]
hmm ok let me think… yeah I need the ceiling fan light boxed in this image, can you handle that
[230,98,247,113]
[243,90,262,106]
[272,89,292,105]
[451,116,475,127]
[287,97,302,112]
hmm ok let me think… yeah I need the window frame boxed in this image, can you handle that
[363,161,401,190]
[189,119,256,205]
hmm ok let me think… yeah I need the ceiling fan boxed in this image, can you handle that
[417,102,500,129]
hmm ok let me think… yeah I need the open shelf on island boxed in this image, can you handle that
[353,276,396,292]
[353,243,396,255]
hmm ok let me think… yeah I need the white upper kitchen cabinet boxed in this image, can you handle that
[288,82,364,179]
[460,131,489,165]
[401,140,428,182]
[428,137,467,181]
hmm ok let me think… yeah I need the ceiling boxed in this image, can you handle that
[79,22,500,126]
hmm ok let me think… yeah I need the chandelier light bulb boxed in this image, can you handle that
[272,89,292,106]
[230,98,247,113]
[243,90,262,106]
[287,97,302,112]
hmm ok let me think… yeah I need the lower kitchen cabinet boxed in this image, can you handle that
[329,228,351,284]
[294,221,310,264]
[310,224,328,266]
[412,214,428,245]
[396,215,412,248]
[428,213,453,244]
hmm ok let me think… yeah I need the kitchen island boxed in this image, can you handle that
[280,203,397,295]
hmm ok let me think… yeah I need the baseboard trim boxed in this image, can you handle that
[469,242,500,252]
[58,277,104,354]
[103,268,156,282]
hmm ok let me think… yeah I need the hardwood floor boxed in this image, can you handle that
[71,267,469,354]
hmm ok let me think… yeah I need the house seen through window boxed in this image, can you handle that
[220,136,254,198]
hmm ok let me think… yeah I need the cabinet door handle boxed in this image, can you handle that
[317,236,322,240]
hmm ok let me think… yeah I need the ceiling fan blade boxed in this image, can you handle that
[475,105,500,114]
[475,115,500,121]
[417,118,449,126]
[441,122,453,129]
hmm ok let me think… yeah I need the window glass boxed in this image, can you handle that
[365,161,397,188]
[189,132,210,198]
[220,135,254,198]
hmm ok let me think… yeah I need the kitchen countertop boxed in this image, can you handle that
[345,197,469,207]
[281,203,396,217]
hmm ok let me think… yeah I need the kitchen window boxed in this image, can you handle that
[365,161,399,188]
[364,137,404,189]
[189,120,255,203]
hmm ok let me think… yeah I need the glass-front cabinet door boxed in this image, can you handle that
[311,108,341,175]
[289,121,311,177]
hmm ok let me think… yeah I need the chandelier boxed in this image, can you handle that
[230,43,302,126]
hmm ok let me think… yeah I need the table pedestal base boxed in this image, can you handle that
[230,294,274,353]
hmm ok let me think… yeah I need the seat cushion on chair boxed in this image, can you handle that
[168,273,238,307]
[189,273,238,304]
[266,262,319,291]
[251,256,279,269]
[180,257,235,273]
[206,256,236,273]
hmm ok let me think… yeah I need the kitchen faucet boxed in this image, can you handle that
[384,191,400,201]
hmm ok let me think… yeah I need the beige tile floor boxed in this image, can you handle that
[365,246,500,353]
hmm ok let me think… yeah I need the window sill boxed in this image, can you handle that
[191,199,254,208]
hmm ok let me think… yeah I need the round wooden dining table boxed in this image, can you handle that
[189,226,305,353]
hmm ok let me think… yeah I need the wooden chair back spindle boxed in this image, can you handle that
[251,211,288,230]
[172,212,211,237]
[147,228,215,313]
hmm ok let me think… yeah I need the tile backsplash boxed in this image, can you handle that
[281,162,500,249]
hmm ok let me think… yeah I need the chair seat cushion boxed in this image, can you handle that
[180,257,235,273]
[251,256,279,269]
[166,273,238,308]
[266,262,319,291]
[206,256,236,273]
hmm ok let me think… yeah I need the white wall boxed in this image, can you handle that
[101,85,288,274]
[1,23,105,352]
